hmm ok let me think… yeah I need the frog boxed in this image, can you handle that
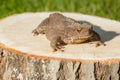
[32,13,105,51]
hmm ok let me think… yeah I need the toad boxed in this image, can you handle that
[32,13,105,51]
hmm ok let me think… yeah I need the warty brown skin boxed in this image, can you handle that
[32,13,105,51]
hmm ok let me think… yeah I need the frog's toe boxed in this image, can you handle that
[57,45,65,49]
[89,41,106,47]
[32,29,39,36]
[96,41,106,47]
[52,47,64,52]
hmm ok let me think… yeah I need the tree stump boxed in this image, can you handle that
[0,12,120,80]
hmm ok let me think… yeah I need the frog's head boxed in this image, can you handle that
[76,23,93,40]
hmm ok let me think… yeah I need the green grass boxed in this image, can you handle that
[0,0,120,21]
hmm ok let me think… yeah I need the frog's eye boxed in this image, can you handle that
[77,28,82,32]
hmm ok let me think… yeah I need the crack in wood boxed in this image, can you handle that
[109,76,111,80]
[0,49,3,63]
[75,62,81,80]
[0,49,3,79]
[118,63,120,80]
[56,61,66,80]
[0,49,7,80]
[94,62,97,80]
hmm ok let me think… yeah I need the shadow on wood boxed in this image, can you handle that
[78,21,120,42]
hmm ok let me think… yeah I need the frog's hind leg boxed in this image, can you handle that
[89,41,106,47]
[50,36,65,52]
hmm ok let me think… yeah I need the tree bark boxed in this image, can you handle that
[0,48,120,80]
[0,12,120,80]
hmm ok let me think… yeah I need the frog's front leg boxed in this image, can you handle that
[50,36,64,52]
[32,27,45,36]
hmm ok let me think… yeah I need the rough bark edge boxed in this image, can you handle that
[0,48,120,80]
[0,43,120,63]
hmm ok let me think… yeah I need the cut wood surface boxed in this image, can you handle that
[0,12,120,80]
[0,12,120,60]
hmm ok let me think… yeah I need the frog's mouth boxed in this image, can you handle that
[74,35,92,43]
[79,34,92,39]
[64,34,92,44]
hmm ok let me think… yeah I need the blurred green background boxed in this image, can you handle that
[0,0,120,21]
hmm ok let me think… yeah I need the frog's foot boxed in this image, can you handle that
[32,29,39,36]
[89,41,106,47]
[50,36,65,52]
[32,28,45,36]
[52,45,64,52]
